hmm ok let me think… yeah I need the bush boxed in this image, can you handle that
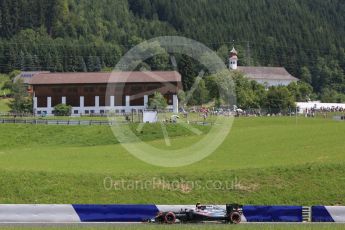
[148,92,168,110]
[53,104,72,116]
[9,79,32,113]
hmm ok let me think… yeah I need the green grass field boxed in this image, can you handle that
[0,98,11,112]
[0,117,344,205]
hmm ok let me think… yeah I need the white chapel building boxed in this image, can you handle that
[229,47,298,87]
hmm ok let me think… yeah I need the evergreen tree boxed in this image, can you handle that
[33,55,40,70]
[189,78,209,106]
[45,53,53,71]
[178,55,197,91]
[300,66,312,84]
[18,51,25,70]
[77,56,87,72]
[87,56,95,72]
[24,53,34,71]
[94,57,102,72]
[0,0,344,98]
[9,79,32,113]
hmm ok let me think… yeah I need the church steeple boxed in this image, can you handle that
[229,47,238,70]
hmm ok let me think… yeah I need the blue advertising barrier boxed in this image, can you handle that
[312,206,345,222]
[312,206,334,222]
[243,206,303,222]
[0,204,344,223]
[72,204,159,222]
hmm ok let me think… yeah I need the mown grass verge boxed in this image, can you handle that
[0,117,344,205]
[0,163,344,205]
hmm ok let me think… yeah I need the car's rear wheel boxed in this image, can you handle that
[164,212,176,224]
[229,211,241,224]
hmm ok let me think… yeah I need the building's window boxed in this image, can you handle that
[104,96,112,106]
[122,95,127,106]
[90,110,95,114]
[52,96,61,107]
[84,96,95,107]
[37,111,42,115]
[99,95,106,106]
[100,110,105,114]
[121,109,125,114]
[138,109,143,113]
[115,95,125,106]
[165,95,173,105]
[115,110,119,114]
[130,97,144,106]
[66,96,80,107]
[37,96,47,107]
[74,110,79,114]
[85,110,89,114]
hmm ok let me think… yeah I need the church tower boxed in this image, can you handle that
[229,47,238,70]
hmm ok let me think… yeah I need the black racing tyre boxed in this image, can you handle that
[229,211,241,224]
[155,211,165,223]
[164,212,176,224]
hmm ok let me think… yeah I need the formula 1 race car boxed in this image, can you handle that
[151,203,243,224]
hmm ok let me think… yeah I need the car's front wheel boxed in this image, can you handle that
[164,212,176,224]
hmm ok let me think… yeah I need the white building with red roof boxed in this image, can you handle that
[29,71,182,116]
[229,47,298,87]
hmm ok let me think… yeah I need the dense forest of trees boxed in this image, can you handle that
[0,0,344,99]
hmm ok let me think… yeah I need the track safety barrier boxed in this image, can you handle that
[0,205,344,223]
[241,206,303,222]
[312,206,345,222]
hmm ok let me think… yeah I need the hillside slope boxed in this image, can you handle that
[0,0,344,93]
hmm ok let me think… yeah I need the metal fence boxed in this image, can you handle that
[0,118,115,126]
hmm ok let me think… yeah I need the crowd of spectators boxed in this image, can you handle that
[303,106,345,118]
[318,106,345,113]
